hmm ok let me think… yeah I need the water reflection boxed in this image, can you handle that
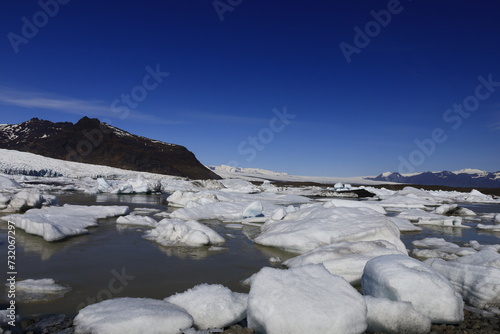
[153,243,227,260]
[96,193,167,205]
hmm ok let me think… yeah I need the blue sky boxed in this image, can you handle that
[1,1,499,177]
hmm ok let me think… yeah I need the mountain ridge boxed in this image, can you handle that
[0,117,220,180]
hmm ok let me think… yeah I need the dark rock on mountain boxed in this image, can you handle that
[370,170,500,188]
[0,117,221,180]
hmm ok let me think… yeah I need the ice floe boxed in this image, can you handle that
[14,278,71,303]
[432,204,476,216]
[0,174,22,190]
[323,198,386,214]
[283,240,405,284]
[364,296,431,334]
[165,284,247,330]
[2,190,57,212]
[74,297,193,334]
[254,205,407,254]
[387,217,422,232]
[362,254,464,324]
[96,177,162,194]
[116,214,158,227]
[247,265,367,334]
[143,219,225,247]
[396,209,466,227]
[2,204,129,241]
[411,237,477,260]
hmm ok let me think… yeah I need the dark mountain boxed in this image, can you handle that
[369,169,500,188]
[0,117,220,180]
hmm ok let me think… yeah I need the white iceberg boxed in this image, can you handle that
[2,204,129,241]
[144,219,225,247]
[165,284,247,330]
[116,214,157,227]
[362,254,464,324]
[364,296,431,334]
[425,257,500,309]
[476,223,500,231]
[432,204,476,216]
[247,265,367,334]
[74,297,193,334]
[323,198,386,214]
[0,174,21,190]
[3,190,44,212]
[167,190,220,207]
[377,195,437,209]
[397,209,466,227]
[284,240,405,284]
[411,237,476,260]
[254,206,407,254]
[241,201,264,218]
[388,217,422,232]
[453,248,500,269]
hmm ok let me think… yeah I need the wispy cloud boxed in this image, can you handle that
[0,87,181,124]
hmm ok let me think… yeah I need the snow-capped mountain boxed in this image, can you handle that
[0,117,220,180]
[369,169,500,188]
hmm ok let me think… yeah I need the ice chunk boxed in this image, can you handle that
[495,213,500,224]
[362,254,464,324]
[220,179,260,193]
[241,201,263,218]
[116,215,157,227]
[476,223,500,231]
[165,284,247,330]
[323,198,386,214]
[377,195,436,209]
[0,174,21,189]
[284,240,405,284]
[4,190,43,212]
[144,219,225,247]
[425,257,500,309]
[14,278,71,303]
[411,237,476,260]
[388,217,422,232]
[247,265,367,334]
[167,190,220,207]
[2,204,129,241]
[255,206,407,254]
[364,296,431,334]
[397,209,466,227]
[432,204,476,216]
[453,249,500,269]
[74,297,193,334]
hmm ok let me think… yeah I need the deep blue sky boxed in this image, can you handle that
[1,1,499,176]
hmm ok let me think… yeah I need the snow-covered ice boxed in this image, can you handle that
[2,190,56,212]
[116,214,158,227]
[2,204,129,241]
[14,278,71,303]
[411,237,477,260]
[323,198,386,214]
[425,257,500,309]
[165,284,247,330]
[362,254,464,324]
[376,195,437,209]
[144,219,225,247]
[364,296,431,334]
[247,265,367,334]
[74,297,193,334]
[0,174,21,190]
[397,209,466,227]
[387,217,422,232]
[453,248,500,268]
[254,205,407,254]
[283,240,405,284]
[432,204,476,216]
[241,201,264,218]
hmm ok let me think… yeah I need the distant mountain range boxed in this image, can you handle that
[369,169,500,188]
[0,117,220,180]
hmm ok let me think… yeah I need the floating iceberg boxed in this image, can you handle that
[74,298,193,334]
[411,237,476,260]
[387,217,422,232]
[116,214,158,227]
[284,240,405,284]
[397,209,466,227]
[0,174,21,190]
[377,195,437,209]
[362,254,464,324]
[323,198,386,214]
[2,204,129,241]
[241,201,264,218]
[247,265,367,334]
[432,204,476,216]
[165,284,247,330]
[2,190,56,212]
[254,206,406,254]
[364,296,431,334]
[143,219,225,247]
[425,257,500,309]
[97,177,161,194]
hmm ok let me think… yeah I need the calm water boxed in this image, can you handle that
[0,193,499,318]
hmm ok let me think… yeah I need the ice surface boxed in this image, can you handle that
[144,219,225,247]
[323,198,386,214]
[167,190,220,207]
[397,209,466,227]
[254,205,407,254]
[165,284,247,330]
[432,204,476,216]
[116,214,158,227]
[219,178,260,193]
[377,195,437,209]
[284,240,405,284]
[411,238,476,260]
[247,265,367,334]
[387,217,422,232]
[97,177,161,194]
[74,297,193,334]
[0,174,21,189]
[2,204,129,241]
[476,223,500,231]
[453,249,500,269]
[362,254,464,324]
[241,201,264,218]
[425,257,500,309]
[14,278,71,303]
[3,190,44,212]
[364,296,431,334]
